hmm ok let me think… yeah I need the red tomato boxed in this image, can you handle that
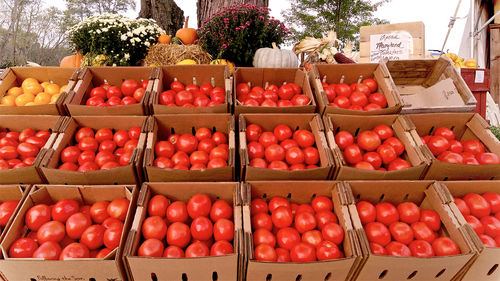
[388,158,411,171]
[75,128,94,143]
[252,212,273,231]
[335,83,351,97]
[170,80,185,92]
[309,196,331,213]
[376,202,399,226]
[103,223,123,249]
[258,132,277,148]
[385,241,411,257]
[317,240,344,261]
[138,238,164,257]
[481,216,500,237]
[0,200,18,226]
[362,78,378,92]
[187,194,211,219]
[77,151,95,166]
[210,240,233,256]
[90,87,107,99]
[94,151,115,167]
[363,152,382,169]
[479,234,497,247]
[268,197,290,213]
[343,144,363,164]
[389,222,414,244]
[294,212,317,233]
[438,151,464,164]
[432,237,460,256]
[133,88,145,102]
[98,140,116,153]
[80,225,105,250]
[354,161,375,170]
[26,204,51,231]
[383,137,405,156]
[372,125,393,140]
[209,147,228,161]
[174,134,197,154]
[251,198,268,215]
[191,216,213,241]
[397,202,421,224]
[113,130,129,148]
[59,242,90,260]
[453,198,470,216]
[86,96,104,106]
[302,147,319,165]
[276,227,300,250]
[376,145,397,166]
[420,209,441,231]
[163,245,184,258]
[213,218,234,241]
[276,248,291,262]
[324,86,336,102]
[147,195,169,217]
[107,86,122,99]
[171,151,189,167]
[0,146,18,160]
[294,130,315,148]
[477,153,500,165]
[32,241,61,260]
[267,160,286,169]
[121,96,137,105]
[66,212,92,239]
[247,141,265,160]
[334,131,354,150]
[88,201,109,224]
[210,200,232,221]
[102,217,123,230]
[322,223,344,245]
[52,199,79,223]
[120,80,139,96]
[78,137,98,152]
[9,238,38,258]
[107,198,130,221]
[194,128,212,141]
[128,127,141,140]
[357,201,376,224]
[302,230,323,247]
[159,90,176,105]
[465,215,484,235]
[434,127,455,141]
[250,158,267,168]
[408,240,435,257]
[212,132,227,146]
[254,228,277,247]
[292,94,310,105]
[411,222,437,243]
[61,146,81,163]
[142,216,167,240]
[265,144,285,162]
[464,193,491,218]
[273,125,292,142]
[296,204,314,214]
[370,242,387,255]
[483,193,500,213]
[272,206,293,228]
[37,221,65,243]
[78,161,99,172]
[95,128,113,143]
[198,138,216,154]
[462,140,485,155]
[349,91,368,107]
[278,84,295,100]
[290,242,316,262]
[123,139,138,152]
[254,244,277,261]
[246,124,263,142]
[368,93,387,108]
[167,201,188,223]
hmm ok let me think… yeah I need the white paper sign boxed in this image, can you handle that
[370,32,412,62]
[474,70,485,83]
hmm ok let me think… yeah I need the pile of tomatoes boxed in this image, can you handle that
[357,200,461,257]
[236,82,311,107]
[335,125,411,171]
[454,192,500,247]
[159,80,225,107]
[322,78,387,111]
[246,123,320,171]
[0,128,51,170]
[57,126,141,172]
[137,193,234,258]
[85,79,148,107]
[8,197,130,260]
[154,128,229,170]
[421,127,500,165]
[251,195,345,262]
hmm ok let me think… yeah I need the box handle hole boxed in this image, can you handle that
[378,270,388,279]
[287,193,292,200]
[262,193,268,200]
[182,273,188,281]
[488,264,498,276]
[407,271,417,279]
[212,272,218,281]
[428,126,435,135]
[151,273,158,281]
[435,269,446,278]
[324,272,332,280]
[443,177,448,181]
[212,126,217,133]
[403,194,409,201]
[490,177,495,181]
[266,274,272,281]
[311,194,317,201]
[30,279,36,281]
[378,194,385,202]
[89,279,96,281]
[296,274,302,281]
[356,194,361,200]
[354,128,360,137]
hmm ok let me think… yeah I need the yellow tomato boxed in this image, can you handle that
[7,87,23,97]
[50,94,61,104]
[24,102,37,106]
[15,93,35,106]
[60,85,67,94]
[34,92,51,105]
[44,84,60,96]
[1,95,16,106]
[41,81,51,89]
[22,83,43,95]
[21,77,39,89]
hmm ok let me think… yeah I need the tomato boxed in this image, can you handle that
[141,216,167,240]
[173,134,197,154]
[113,130,129,148]
[175,90,194,106]
[95,128,113,143]
[362,78,378,92]
[0,137,18,147]
[365,222,391,246]
[420,209,441,231]
[0,146,17,160]
[186,194,211,219]
[385,241,411,257]
[294,212,317,233]
[465,215,484,235]
[244,125,262,144]
[166,222,191,248]
[254,244,277,261]
[250,158,267,168]
[101,161,120,170]
[296,204,314,214]
[268,197,289,213]
[258,132,277,149]
[301,147,318,165]
[349,91,367,107]
[370,242,387,255]
[209,147,228,161]
[251,198,268,215]
[197,139,216,154]
[9,238,38,258]
[191,216,213,241]
[275,248,291,262]
[397,202,421,224]
[376,202,399,226]
[210,200,232,222]
[171,151,189,167]
[273,227,300,250]
[162,245,184,258]
[482,193,500,213]
[254,228,277,247]
[80,225,105,250]
[343,144,363,164]
[106,198,129,222]
[324,86,336,102]
[462,140,485,155]
[77,151,95,166]
[23,157,36,166]
[52,199,79,223]
[99,140,117,153]
[477,153,500,165]
[60,242,90,260]
[448,140,464,153]
[78,137,98,152]
[138,239,165,257]
[322,222,344,245]
[264,144,284,162]
[278,84,295,100]
[133,88,145,102]
[0,200,18,226]
[434,127,455,141]
[75,128,94,143]
[432,237,460,256]
[480,216,500,237]
[77,161,99,172]
[209,240,233,256]
[167,201,188,223]
[272,206,293,228]
[388,158,411,171]
[213,218,234,241]
[355,201,376,225]
[252,212,272,231]
[361,152,381,170]
[120,80,139,96]
[299,230,322,248]
[102,217,123,230]
[479,234,497,247]
[290,242,316,262]
[294,130,315,148]
[86,96,104,106]
[90,87,107,99]
[32,241,61,260]
[170,80,185,92]
[60,146,81,163]
[409,240,434,257]
[25,204,51,231]
[147,195,169,217]
[335,83,351,97]
[94,151,114,167]
[128,127,141,140]
[389,222,414,244]
[66,212,92,239]
[368,93,387,108]
[246,142,264,160]
[464,193,491,218]
[438,151,464,164]
[271,125,292,142]
[37,221,65,243]
[292,94,310,105]
[411,222,437,243]
[334,131,354,150]
[383,137,405,156]
[103,223,123,249]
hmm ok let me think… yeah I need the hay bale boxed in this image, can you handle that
[143,44,212,66]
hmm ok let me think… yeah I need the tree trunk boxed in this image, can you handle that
[139,0,184,36]
[197,0,269,28]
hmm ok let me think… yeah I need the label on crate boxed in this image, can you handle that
[401,78,464,107]
[475,70,485,83]
[370,32,412,62]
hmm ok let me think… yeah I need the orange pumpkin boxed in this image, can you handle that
[60,53,83,67]
[175,16,198,45]
[158,34,171,44]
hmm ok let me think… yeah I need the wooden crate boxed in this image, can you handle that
[385,57,477,113]
[490,25,500,104]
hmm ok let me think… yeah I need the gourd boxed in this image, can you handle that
[175,16,198,45]
[210,59,235,75]
[253,42,298,68]
[60,53,83,67]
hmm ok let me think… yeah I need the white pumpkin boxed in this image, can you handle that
[253,42,299,68]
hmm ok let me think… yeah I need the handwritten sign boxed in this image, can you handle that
[370,32,412,62]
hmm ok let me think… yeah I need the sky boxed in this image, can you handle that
[49,0,471,53]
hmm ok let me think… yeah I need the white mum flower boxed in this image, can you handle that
[120,34,127,41]
[102,28,109,32]
[144,41,150,47]
[124,53,130,60]
[96,30,101,34]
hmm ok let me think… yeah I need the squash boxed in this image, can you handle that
[158,34,171,44]
[171,37,182,45]
[60,53,83,67]
[175,16,198,45]
[210,59,235,75]
[253,42,298,68]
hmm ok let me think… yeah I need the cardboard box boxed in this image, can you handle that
[65,67,155,116]
[310,63,402,115]
[438,181,500,281]
[144,114,235,182]
[239,114,334,181]
[0,115,63,184]
[241,181,362,281]
[324,114,429,180]
[0,67,79,115]
[40,116,148,184]
[0,184,137,281]
[0,185,31,244]
[123,182,243,281]
[149,65,232,114]
[385,57,477,113]
[234,68,316,115]
[406,113,500,180]
[345,181,476,281]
